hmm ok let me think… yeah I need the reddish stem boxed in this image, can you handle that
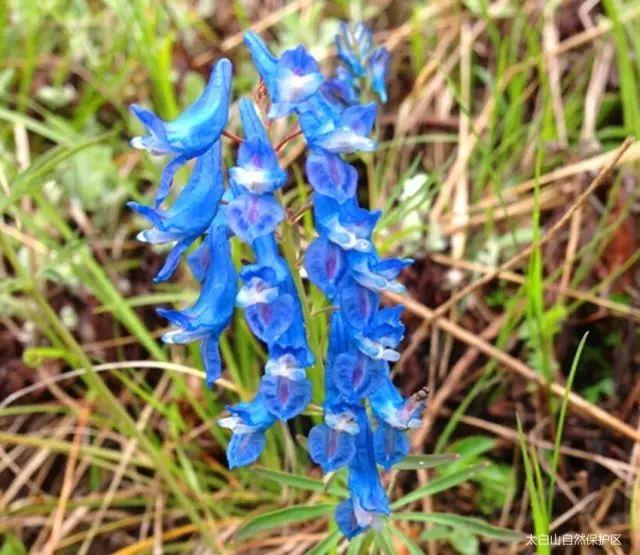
[287,201,313,225]
[222,130,244,143]
[275,129,303,153]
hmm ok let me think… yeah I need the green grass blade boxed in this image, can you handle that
[306,530,342,555]
[392,463,487,509]
[255,467,348,497]
[547,332,588,516]
[235,504,334,540]
[393,453,461,470]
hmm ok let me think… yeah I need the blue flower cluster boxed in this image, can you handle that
[129,22,421,540]
[128,58,235,385]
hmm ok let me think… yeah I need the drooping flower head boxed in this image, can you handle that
[130,58,232,207]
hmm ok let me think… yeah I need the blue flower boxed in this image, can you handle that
[335,23,372,78]
[298,99,377,153]
[338,279,379,330]
[226,192,285,244]
[157,222,237,386]
[332,23,389,104]
[353,306,405,362]
[236,266,280,308]
[347,251,412,294]
[373,420,409,470]
[304,236,347,299]
[244,291,295,344]
[332,349,385,400]
[306,150,358,204]
[308,407,358,472]
[368,47,391,103]
[259,373,312,420]
[244,33,324,118]
[335,409,390,538]
[229,99,287,193]
[322,66,359,107]
[242,31,278,91]
[128,141,224,282]
[313,194,379,252]
[129,24,417,539]
[219,393,276,468]
[369,378,425,430]
[130,59,232,207]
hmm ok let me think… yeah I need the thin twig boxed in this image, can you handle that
[276,129,303,153]
[427,138,634,324]
[384,289,640,443]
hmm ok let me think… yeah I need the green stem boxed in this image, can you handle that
[277,193,325,402]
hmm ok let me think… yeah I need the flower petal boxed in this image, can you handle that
[227,430,266,469]
[306,151,357,203]
[227,193,285,243]
[304,237,347,299]
[244,294,295,344]
[373,422,409,470]
[308,423,356,472]
[259,375,312,420]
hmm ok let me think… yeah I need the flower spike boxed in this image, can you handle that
[130,21,409,541]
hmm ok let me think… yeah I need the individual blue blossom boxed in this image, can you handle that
[335,409,390,539]
[352,306,406,363]
[332,349,385,400]
[313,194,379,252]
[369,378,426,430]
[304,236,348,298]
[219,392,276,468]
[259,371,312,420]
[333,22,390,104]
[157,221,237,386]
[128,141,224,282]
[244,33,324,118]
[130,58,232,207]
[306,150,358,204]
[335,22,372,78]
[373,420,410,470]
[308,405,359,472]
[368,48,391,103]
[226,192,285,243]
[337,279,379,330]
[347,251,413,294]
[228,101,287,193]
[298,99,377,153]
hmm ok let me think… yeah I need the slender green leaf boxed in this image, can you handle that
[1,131,117,215]
[255,467,347,497]
[393,453,460,470]
[374,526,396,555]
[236,504,334,540]
[547,332,588,515]
[306,530,342,555]
[393,463,488,509]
